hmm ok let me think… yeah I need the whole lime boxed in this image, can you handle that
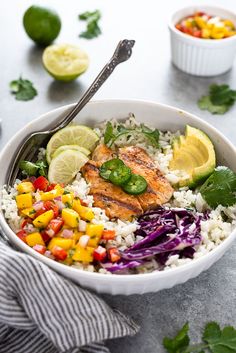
[23,5,61,46]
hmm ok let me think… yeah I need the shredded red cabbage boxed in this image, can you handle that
[103,207,204,273]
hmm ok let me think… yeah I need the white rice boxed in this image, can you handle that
[2,117,236,274]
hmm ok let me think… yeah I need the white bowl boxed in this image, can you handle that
[1,99,236,295]
[169,6,236,76]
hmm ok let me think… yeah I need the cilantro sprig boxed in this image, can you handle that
[10,77,37,101]
[104,121,160,148]
[200,166,236,208]
[163,322,236,353]
[19,159,48,177]
[198,84,236,114]
[78,10,102,39]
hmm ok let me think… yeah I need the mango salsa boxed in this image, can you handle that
[72,246,94,262]
[26,232,45,247]
[62,208,79,228]
[33,210,54,228]
[17,182,35,194]
[16,193,33,209]
[48,237,73,251]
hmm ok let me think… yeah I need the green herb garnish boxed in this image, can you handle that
[19,159,48,177]
[104,121,160,148]
[200,166,236,208]
[78,10,102,39]
[163,322,236,353]
[198,84,236,114]
[10,77,37,101]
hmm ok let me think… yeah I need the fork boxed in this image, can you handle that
[6,39,135,187]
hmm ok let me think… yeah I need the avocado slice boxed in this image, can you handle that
[169,125,216,187]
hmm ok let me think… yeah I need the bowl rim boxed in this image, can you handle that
[168,4,236,45]
[1,98,236,282]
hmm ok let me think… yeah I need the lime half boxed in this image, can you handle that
[23,5,61,46]
[52,145,90,159]
[42,44,89,81]
[48,149,88,184]
[46,125,99,163]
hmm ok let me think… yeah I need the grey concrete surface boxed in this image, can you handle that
[1,0,236,352]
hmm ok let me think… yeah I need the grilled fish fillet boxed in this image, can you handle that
[82,144,173,220]
[119,146,173,210]
[81,160,143,220]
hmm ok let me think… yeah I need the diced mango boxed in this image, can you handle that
[16,193,33,209]
[72,246,94,262]
[62,193,74,207]
[26,232,45,247]
[48,237,73,251]
[21,207,36,219]
[39,185,64,201]
[195,16,207,29]
[73,231,83,243]
[86,224,104,247]
[211,26,226,39]
[62,208,79,228]
[201,28,211,38]
[223,19,235,29]
[86,224,104,237]
[72,198,81,213]
[77,205,94,221]
[17,182,35,194]
[33,210,54,228]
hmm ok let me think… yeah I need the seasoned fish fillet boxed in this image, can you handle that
[92,144,114,163]
[81,160,143,220]
[118,146,173,210]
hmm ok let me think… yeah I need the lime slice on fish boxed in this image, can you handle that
[52,145,90,159]
[46,125,99,163]
[42,43,89,81]
[48,149,88,184]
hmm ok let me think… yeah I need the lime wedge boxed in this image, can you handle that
[48,149,88,184]
[42,43,89,81]
[52,145,90,159]
[46,125,99,163]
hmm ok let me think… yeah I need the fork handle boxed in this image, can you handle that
[52,39,135,132]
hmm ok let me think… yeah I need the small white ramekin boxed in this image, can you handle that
[169,5,236,76]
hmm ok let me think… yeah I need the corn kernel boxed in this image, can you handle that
[48,237,73,251]
[33,210,54,228]
[62,208,79,228]
[17,182,35,194]
[16,193,33,209]
[26,232,45,247]
[72,246,94,262]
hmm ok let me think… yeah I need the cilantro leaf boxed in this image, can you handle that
[209,84,236,105]
[198,96,232,115]
[141,124,160,148]
[10,77,37,101]
[163,323,190,353]
[78,10,102,39]
[19,159,48,177]
[200,167,236,208]
[104,122,115,145]
[203,322,236,353]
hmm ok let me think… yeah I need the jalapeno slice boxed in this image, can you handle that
[122,174,147,195]
[109,165,132,186]
[99,158,124,180]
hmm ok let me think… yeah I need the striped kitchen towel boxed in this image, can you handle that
[0,239,139,353]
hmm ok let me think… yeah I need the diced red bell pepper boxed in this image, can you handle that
[193,30,202,38]
[108,248,121,263]
[33,244,46,255]
[33,176,49,191]
[16,230,27,243]
[93,246,107,261]
[44,201,59,218]
[51,246,68,261]
[46,183,57,192]
[34,208,46,218]
[41,231,51,243]
[21,218,32,229]
[45,218,64,237]
[102,230,116,241]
